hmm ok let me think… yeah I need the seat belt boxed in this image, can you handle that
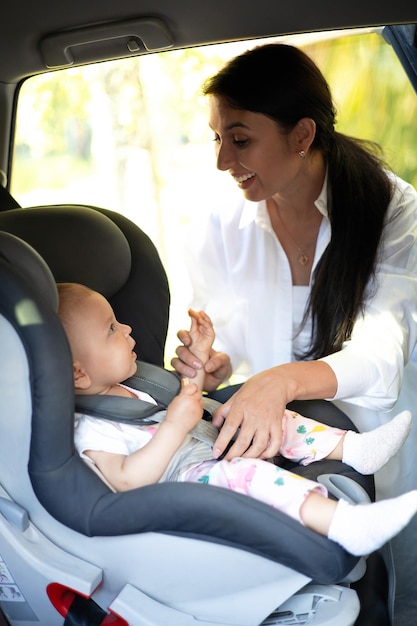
[74,361,222,445]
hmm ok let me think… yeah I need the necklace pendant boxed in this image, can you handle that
[298,253,309,266]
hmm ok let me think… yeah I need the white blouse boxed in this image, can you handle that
[186,173,417,416]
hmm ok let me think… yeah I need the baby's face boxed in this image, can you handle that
[75,291,137,390]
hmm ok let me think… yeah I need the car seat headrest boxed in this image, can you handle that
[0,231,58,310]
[0,205,131,298]
[0,203,170,365]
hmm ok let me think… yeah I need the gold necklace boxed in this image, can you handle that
[275,205,311,266]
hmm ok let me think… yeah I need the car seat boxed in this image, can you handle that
[0,206,386,626]
[0,204,170,367]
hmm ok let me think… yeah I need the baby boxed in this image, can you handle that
[57,282,417,557]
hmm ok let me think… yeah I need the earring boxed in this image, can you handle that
[299,150,306,158]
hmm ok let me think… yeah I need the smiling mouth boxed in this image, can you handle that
[234,172,255,183]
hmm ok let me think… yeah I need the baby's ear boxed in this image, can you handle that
[73,361,92,391]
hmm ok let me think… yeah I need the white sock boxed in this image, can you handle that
[328,491,417,556]
[342,410,412,474]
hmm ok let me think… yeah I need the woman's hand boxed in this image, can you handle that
[171,328,232,392]
[211,361,338,461]
[211,368,287,460]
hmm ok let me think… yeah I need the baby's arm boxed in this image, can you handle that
[187,309,215,392]
[84,379,203,491]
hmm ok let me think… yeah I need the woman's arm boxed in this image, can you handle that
[211,360,337,460]
[322,177,417,409]
[210,241,417,460]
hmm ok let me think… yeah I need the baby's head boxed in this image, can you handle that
[57,283,137,395]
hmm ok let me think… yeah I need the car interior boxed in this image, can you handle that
[0,2,417,625]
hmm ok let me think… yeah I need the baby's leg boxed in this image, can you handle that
[181,458,417,556]
[180,457,327,523]
[281,409,412,475]
[280,410,345,465]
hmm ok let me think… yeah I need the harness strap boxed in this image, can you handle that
[74,361,222,445]
[147,400,221,445]
[75,394,166,423]
[124,361,181,405]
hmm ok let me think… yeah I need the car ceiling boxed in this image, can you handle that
[1,0,417,84]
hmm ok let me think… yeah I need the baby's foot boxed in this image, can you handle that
[342,410,412,474]
[328,490,417,556]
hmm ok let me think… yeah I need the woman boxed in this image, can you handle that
[172,43,417,468]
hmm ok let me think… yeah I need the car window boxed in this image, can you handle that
[11,28,417,365]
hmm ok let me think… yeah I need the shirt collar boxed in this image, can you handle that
[314,167,329,218]
[239,199,263,229]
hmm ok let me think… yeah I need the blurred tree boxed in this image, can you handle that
[306,33,417,186]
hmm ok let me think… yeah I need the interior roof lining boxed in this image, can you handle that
[1,0,417,82]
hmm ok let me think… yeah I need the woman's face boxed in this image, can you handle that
[208,96,304,202]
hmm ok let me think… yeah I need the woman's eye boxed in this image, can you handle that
[233,137,249,147]
[109,323,115,334]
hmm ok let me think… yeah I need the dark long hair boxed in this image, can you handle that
[203,43,392,358]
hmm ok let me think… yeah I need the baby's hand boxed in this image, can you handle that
[165,378,203,434]
[188,309,215,360]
